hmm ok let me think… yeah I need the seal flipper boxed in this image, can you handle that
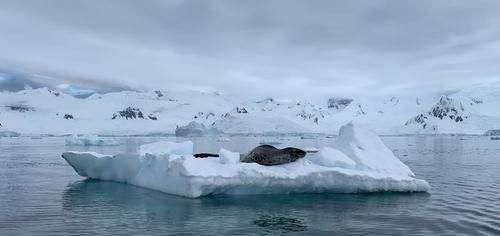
[193,153,219,158]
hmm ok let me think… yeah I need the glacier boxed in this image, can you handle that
[65,134,119,146]
[62,123,430,198]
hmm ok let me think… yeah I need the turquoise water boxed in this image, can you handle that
[1,135,499,235]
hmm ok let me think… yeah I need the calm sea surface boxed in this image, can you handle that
[1,135,499,235]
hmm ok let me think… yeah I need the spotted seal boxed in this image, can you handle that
[239,145,306,166]
[193,145,306,166]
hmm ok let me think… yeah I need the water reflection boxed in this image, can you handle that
[62,179,431,235]
[253,214,307,233]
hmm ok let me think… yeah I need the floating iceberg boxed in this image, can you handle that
[216,137,231,142]
[65,134,119,146]
[175,121,222,137]
[62,123,430,198]
[0,131,20,137]
[0,127,20,137]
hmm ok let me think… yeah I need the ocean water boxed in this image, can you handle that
[0,135,499,235]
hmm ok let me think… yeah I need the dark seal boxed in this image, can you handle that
[240,145,306,166]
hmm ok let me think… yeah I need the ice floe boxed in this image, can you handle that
[62,123,430,198]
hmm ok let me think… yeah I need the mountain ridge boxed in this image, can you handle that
[1,82,499,136]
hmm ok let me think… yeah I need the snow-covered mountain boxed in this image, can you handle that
[403,82,500,134]
[1,82,499,135]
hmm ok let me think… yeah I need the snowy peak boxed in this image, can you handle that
[405,96,470,130]
[404,82,500,133]
[429,96,469,121]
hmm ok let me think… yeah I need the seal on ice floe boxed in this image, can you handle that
[193,145,307,166]
[240,145,306,166]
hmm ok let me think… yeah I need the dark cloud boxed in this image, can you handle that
[0,69,132,93]
[0,70,43,91]
[0,0,499,99]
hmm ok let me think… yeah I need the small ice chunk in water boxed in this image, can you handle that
[0,126,21,137]
[216,137,231,142]
[65,134,119,146]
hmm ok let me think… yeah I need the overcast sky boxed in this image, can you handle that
[1,0,500,100]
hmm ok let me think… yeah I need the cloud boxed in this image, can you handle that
[0,71,44,91]
[0,0,499,100]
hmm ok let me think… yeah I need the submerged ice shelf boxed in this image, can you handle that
[62,123,430,198]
